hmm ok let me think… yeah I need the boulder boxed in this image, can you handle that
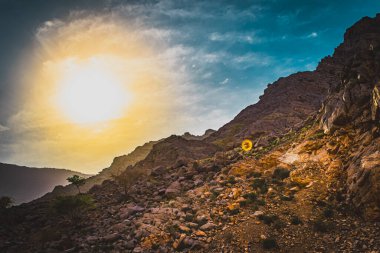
[165,181,181,198]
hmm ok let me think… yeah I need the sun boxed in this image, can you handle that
[55,57,130,125]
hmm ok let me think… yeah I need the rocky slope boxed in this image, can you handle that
[0,163,90,204]
[40,129,216,201]
[39,141,158,201]
[1,14,380,253]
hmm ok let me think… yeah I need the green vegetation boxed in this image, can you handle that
[308,130,325,140]
[251,171,262,178]
[273,219,286,230]
[52,194,95,220]
[312,219,333,233]
[323,207,334,218]
[243,192,257,202]
[251,178,268,193]
[290,215,302,225]
[272,167,290,180]
[262,238,277,249]
[227,175,237,185]
[279,194,294,201]
[67,175,86,194]
[257,214,279,225]
[0,196,12,209]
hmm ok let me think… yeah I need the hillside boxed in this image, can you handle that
[0,163,90,204]
[39,140,158,201]
[39,130,216,201]
[1,14,380,253]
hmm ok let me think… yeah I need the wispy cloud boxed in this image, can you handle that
[209,32,261,44]
[219,78,229,85]
[307,32,318,38]
[0,124,9,132]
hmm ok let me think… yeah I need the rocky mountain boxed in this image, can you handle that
[0,163,90,204]
[182,129,216,141]
[1,14,380,253]
[206,70,338,149]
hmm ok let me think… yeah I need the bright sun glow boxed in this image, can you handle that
[56,58,130,124]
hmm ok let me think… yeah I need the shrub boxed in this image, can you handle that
[272,168,290,180]
[222,231,234,243]
[312,219,332,233]
[280,194,294,201]
[256,199,266,206]
[243,192,257,203]
[257,214,278,225]
[248,171,262,178]
[52,194,95,220]
[192,161,201,171]
[273,219,286,230]
[251,178,268,193]
[323,208,334,218]
[0,196,12,209]
[308,130,325,140]
[227,176,237,184]
[290,215,302,225]
[262,238,277,249]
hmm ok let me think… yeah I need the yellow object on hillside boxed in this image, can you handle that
[241,139,253,151]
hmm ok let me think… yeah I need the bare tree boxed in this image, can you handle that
[112,165,142,197]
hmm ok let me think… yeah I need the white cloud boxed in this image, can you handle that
[307,32,318,38]
[220,78,229,85]
[232,53,273,69]
[0,124,9,132]
[209,32,260,44]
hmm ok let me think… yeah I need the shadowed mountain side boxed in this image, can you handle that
[0,163,90,204]
[206,70,339,149]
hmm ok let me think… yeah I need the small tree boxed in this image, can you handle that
[52,194,95,220]
[67,175,85,194]
[0,196,12,209]
[112,165,142,197]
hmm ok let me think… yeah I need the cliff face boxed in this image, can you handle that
[319,14,380,220]
[320,14,380,132]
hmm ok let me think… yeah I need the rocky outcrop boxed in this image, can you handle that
[372,83,380,121]
[320,14,380,132]
[318,14,380,220]
[347,140,380,220]
[182,129,216,141]
[135,135,220,172]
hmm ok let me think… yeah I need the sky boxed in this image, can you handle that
[0,0,379,174]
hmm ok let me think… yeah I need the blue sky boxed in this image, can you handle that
[0,0,379,171]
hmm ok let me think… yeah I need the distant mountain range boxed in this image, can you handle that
[0,163,90,204]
